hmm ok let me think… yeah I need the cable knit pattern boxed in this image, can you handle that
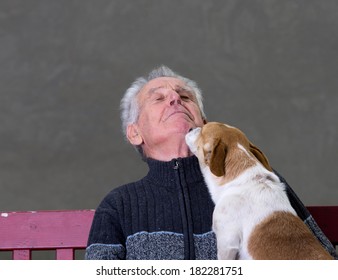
[121,231,217,260]
[86,156,216,260]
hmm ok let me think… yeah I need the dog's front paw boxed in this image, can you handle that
[217,248,238,260]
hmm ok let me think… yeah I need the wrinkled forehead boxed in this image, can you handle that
[138,77,193,101]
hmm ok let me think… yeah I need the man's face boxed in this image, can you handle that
[128,77,205,155]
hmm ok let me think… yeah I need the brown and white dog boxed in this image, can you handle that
[186,122,333,260]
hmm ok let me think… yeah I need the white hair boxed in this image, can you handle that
[120,65,206,152]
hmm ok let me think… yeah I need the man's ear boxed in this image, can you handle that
[209,140,227,177]
[127,124,143,146]
[249,143,272,171]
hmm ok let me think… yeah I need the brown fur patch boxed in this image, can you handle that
[220,148,256,184]
[248,211,333,260]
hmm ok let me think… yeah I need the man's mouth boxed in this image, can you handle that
[164,108,193,122]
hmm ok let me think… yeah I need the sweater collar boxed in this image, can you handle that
[145,155,204,186]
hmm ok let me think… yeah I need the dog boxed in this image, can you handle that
[185,122,333,260]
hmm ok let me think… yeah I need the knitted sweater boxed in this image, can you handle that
[86,156,337,260]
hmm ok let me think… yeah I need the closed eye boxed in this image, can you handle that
[152,93,165,102]
[203,143,212,164]
[180,94,192,101]
[177,90,195,102]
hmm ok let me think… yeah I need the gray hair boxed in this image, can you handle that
[120,65,206,141]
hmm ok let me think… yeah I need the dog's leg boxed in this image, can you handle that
[212,195,244,260]
[213,221,241,260]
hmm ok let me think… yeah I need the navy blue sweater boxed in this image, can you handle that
[86,156,337,260]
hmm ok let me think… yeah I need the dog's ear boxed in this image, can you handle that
[249,143,272,171]
[209,140,227,177]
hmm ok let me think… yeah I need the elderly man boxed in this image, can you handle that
[86,66,337,260]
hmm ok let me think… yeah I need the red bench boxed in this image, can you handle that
[0,207,337,260]
[0,210,95,260]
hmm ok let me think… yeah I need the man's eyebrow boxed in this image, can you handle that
[175,85,193,93]
[148,87,163,94]
[147,85,194,95]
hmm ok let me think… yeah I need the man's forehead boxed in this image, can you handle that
[141,77,189,94]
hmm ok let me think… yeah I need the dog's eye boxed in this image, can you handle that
[202,143,212,164]
[204,150,212,164]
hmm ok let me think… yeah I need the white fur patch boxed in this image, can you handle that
[203,142,211,151]
[237,143,251,158]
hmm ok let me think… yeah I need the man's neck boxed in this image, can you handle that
[142,137,192,161]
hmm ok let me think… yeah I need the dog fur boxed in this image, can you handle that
[185,122,333,260]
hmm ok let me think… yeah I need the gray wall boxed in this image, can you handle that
[1,0,338,212]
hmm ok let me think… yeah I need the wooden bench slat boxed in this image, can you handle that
[0,210,94,250]
[56,248,74,260]
[13,249,31,260]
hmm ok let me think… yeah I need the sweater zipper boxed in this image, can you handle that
[173,159,196,260]
[173,160,179,170]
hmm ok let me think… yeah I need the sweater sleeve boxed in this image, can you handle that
[85,194,126,260]
[274,169,338,260]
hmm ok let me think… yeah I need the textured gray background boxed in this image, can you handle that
[1,0,338,212]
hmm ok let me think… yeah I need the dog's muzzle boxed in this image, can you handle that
[185,127,201,153]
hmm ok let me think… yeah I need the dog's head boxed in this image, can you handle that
[186,122,272,179]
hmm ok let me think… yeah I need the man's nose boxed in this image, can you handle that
[169,91,182,106]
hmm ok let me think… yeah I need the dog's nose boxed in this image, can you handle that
[189,128,194,132]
